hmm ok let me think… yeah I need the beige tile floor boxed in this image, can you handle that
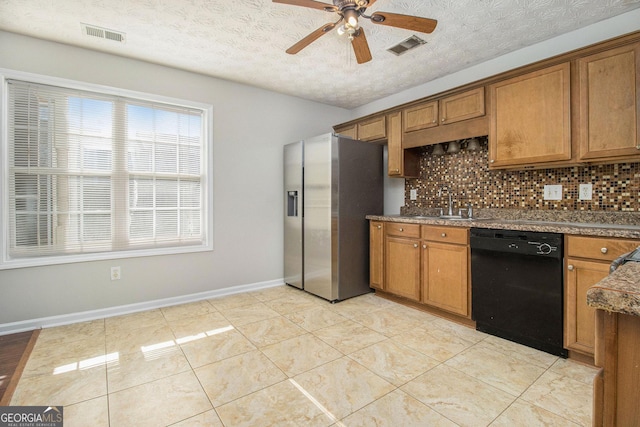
[11,285,598,426]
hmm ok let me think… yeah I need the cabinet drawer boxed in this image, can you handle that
[357,116,386,141]
[422,226,468,245]
[566,235,639,262]
[385,223,420,238]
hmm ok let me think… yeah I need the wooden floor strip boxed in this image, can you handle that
[0,329,39,405]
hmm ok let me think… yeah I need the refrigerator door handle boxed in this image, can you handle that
[287,190,298,217]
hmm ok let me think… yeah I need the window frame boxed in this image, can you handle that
[0,69,214,270]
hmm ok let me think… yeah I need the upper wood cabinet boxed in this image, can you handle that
[489,62,572,169]
[387,111,419,178]
[577,42,640,163]
[357,115,387,141]
[440,87,486,125]
[403,101,438,132]
[402,88,489,149]
[334,124,357,140]
[335,32,640,169]
[402,87,485,133]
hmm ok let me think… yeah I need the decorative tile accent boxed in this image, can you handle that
[404,138,640,212]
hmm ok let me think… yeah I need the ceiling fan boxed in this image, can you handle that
[273,0,438,64]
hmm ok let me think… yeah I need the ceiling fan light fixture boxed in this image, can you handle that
[344,9,359,29]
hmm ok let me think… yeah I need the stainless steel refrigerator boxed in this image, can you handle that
[283,133,383,302]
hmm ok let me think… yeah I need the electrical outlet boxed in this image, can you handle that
[579,183,593,200]
[543,184,562,200]
[410,189,417,201]
[111,266,121,281]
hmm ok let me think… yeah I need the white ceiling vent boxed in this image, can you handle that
[81,23,126,43]
[387,35,426,56]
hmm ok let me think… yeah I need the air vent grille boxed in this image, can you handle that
[387,35,426,56]
[81,23,126,43]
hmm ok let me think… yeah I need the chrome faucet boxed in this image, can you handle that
[438,187,454,216]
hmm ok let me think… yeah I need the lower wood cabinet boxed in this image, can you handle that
[565,258,609,355]
[369,221,384,290]
[376,221,470,317]
[384,223,421,300]
[593,310,640,426]
[565,235,640,357]
[422,241,469,316]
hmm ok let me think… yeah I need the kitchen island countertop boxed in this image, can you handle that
[587,262,640,317]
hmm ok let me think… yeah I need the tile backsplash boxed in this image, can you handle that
[404,138,640,212]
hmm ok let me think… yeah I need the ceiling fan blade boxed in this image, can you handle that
[370,12,438,33]
[272,0,334,11]
[351,28,372,64]
[286,23,337,55]
[365,0,378,7]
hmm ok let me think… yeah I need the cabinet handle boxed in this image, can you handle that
[377,225,381,229]
[432,120,436,124]
[399,227,404,232]
[441,118,446,122]
[441,233,446,237]
[568,265,574,271]
[637,145,640,150]
[423,244,427,249]
[601,247,608,254]
[394,169,399,173]
[490,159,495,163]
[413,243,418,248]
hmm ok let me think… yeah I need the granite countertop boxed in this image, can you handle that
[366,210,640,239]
[587,262,640,317]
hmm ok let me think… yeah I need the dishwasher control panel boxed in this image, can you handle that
[528,241,559,255]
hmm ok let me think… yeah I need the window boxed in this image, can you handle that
[1,74,212,268]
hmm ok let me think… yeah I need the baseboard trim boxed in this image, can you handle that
[0,279,285,336]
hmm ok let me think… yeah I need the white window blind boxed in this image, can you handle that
[4,78,209,265]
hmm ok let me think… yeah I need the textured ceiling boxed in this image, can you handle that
[1,0,640,109]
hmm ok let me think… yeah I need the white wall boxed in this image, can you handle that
[0,31,350,326]
[367,8,640,214]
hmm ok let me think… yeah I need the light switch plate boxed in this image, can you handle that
[410,189,417,200]
[543,184,562,200]
[579,183,593,200]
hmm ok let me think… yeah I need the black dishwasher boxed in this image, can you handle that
[471,228,567,357]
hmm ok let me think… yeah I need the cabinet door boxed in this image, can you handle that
[335,124,357,140]
[385,236,421,301]
[422,242,469,316]
[403,101,438,132]
[489,62,572,168]
[387,111,419,178]
[439,87,485,125]
[565,258,609,355]
[357,116,386,141]
[370,221,384,290]
[578,42,640,162]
